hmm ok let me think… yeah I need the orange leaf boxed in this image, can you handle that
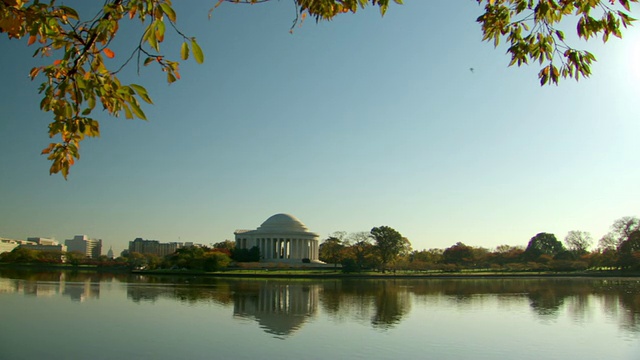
[53,59,62,65]
[27,35,36,46]
[103,48,115,58]
[29,67,40,79]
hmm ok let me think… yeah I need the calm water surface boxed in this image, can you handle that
[1,270,639,360]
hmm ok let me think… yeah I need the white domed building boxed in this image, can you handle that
[234,214,322,264]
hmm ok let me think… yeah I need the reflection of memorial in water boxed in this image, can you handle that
[233,281,319,338]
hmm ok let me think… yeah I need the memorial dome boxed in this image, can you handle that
[257,213,309,232]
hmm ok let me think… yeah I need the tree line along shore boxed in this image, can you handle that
[2,217,639,275]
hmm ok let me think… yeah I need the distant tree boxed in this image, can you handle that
[35,250,64,264]
[231,245,260,262]
[340,257,358,273]
[165,246,206,269]
[598,217,639,251]
[162,246,231,271]
[347,231,374,270]
[598,233,618,251]
[411,248,444,265]
[65,251,85,266]
[525,233,564,259]
[443,242,475,267]
[213,240,235,251]
[617,230,640,270]
[202,251,232,272]
[553,249,577,261]
[491,245,525,266]
[341,233,378,271]
[329,231,349,244]
[371,226,406,272]
[471,247,490,268]
[319,236,344,269]
[612,216,640,246]
[399,237,412,257]
[126,251,147,270]
[588,248,619,269]
[0,247,37,263]
[144,253,162,270]
[564,230,593,255]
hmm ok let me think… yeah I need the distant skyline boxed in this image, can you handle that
[1,1,638,254]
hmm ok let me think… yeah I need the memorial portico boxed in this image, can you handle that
[234,213,323,263]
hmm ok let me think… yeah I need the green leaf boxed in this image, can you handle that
[191,38,204,64]
[59,6,79,20]
[181,42,189,60]
[123,104,133,119]
[130,84,153,104]
[129,99,147,120]
[160,3,177,22]
[145,24,159,51]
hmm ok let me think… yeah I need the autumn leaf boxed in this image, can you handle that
[103,48,115,58]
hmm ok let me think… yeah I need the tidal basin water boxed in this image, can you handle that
[1,270,639,360]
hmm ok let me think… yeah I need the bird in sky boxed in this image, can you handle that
[469,67,475,73]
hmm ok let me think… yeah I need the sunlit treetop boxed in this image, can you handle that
[0,0,636,178]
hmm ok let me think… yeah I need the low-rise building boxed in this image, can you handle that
[0,238,36,254]
[20,243,67,253]
[27,237,57,246]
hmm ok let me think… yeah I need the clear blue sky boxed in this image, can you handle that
[1,1,638,255]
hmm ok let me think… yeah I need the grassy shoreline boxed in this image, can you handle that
[137,269,640,279]
[2,263,639,279]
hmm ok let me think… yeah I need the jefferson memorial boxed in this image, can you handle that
[234,214,322,263]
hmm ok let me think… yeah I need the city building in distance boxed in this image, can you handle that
[128,238,183,257]
[65,235,102,259]
[1,238,36,254]
[20,237,67,253]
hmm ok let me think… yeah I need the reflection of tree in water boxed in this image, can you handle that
[319,280,410,330]
[233,280,319,338]
[2,270,639,334]
[319,280,376,323]
[371,281,411,329]
[126,278,234,306]
[594,280,640,333]
[528,287,564,317]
